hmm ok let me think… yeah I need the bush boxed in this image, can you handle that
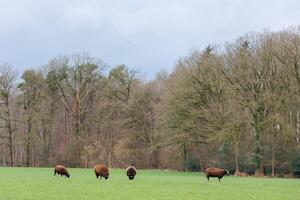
[243,165,256,175]
[184,155,201,172]
[291,151,300,178]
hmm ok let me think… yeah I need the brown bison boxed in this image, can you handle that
[54,165,70,178]
[205,167,229,182]
[126,165,137,180]
[94,164,109,180]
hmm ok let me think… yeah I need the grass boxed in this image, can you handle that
[0,167,299,200]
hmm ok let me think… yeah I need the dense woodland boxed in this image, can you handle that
[0,29,300,177]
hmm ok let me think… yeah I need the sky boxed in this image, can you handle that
[0,0,299,79]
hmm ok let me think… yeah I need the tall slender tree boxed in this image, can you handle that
[0,64,18,166]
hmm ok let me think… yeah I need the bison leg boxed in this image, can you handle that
[207,176,210,182]
[54,170,56,176]
[218,177,221,182]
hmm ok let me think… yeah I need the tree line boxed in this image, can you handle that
[0,28,299,177]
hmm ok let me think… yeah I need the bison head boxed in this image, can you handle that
[104,174,109,180]
[128,175,135,180]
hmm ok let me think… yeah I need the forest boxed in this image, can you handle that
[0,28,299,177]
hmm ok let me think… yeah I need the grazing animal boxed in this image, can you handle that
[126,165,137,180]
[54,165,70,178]
[205,167,229,182]
[94,164,109,180]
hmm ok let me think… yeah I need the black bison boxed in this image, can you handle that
[54,165,70,178]
[205,167,229,182]
[94,164,109,180]
[126,165,137,180]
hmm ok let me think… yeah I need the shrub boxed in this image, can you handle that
[185,155,201,172]
[291,151,300,178]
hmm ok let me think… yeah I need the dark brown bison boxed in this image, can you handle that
[126,165,137,180]
[94,164,109,180]
[205,167,229,182]
[54,165,70,178]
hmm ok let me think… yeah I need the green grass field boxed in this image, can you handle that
[0,167,299,200]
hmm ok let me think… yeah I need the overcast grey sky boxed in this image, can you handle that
[0,0,299,79]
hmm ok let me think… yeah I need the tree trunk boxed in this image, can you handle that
[297,110,300,144]
[8,128,14,166]
[271,126,277,177]
[33,143,36,167]
[152,148,159,169]
[6,100,14,167]
[196,145,203,172]
[108,135,113,167]
[253,107,264,175]
[26,122,32,167]
[71,87,81,166]
[3,145,6,166]
[271,141,275,177]
[41,119,48,164]
[63,109,67,163]
[182,143,187,171]
[234,140,240,175]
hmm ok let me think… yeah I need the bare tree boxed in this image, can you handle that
[46,54,104,166]
[0,64,18,166]
[18,70,45,166]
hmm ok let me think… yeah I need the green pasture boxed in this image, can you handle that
[0,167,299,200]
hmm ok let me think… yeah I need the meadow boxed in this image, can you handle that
[0,167,299,200]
